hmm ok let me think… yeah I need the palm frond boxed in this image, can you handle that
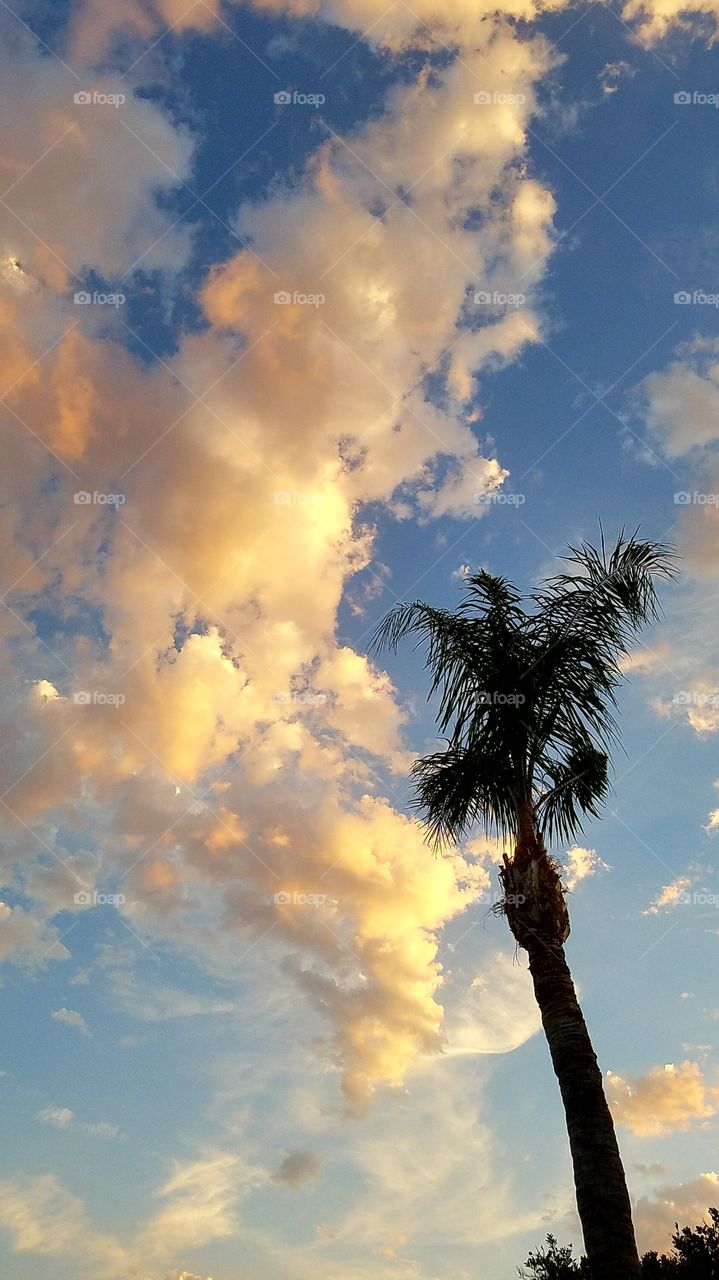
[373,533,675,848]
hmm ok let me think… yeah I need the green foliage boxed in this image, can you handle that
[519,1211,719,1278]
[518,1234,589,1277]
[372,531,675,848]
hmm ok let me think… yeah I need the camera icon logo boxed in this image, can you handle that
[674,291,692,304]
[74,890,93,906]
[274,291,292,304]
[73,491,92,504]
[274,91,292,105]
[273,891,292,904]
[74,291,91,304]
[674,91,692,105]
[674,491,692,504]
[73,690,92,704]
[74,91,92,105]
[474,291,491,304]
[474,91,492,105]
[273,491,292,504]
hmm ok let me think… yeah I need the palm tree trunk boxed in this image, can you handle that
[524,931,641,1280]
[501,811,640,1280]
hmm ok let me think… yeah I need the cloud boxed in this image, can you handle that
[607,1061,719,1135]
[95,946,237,1022]
[0,902,69,967]
[272,1150,323,1189]
[0,0,565,1107]
[68,0,221,65]
[564,845,610,892]
[0,1173,131,1276]
[634,1172,719,1253]
[0,24,194,285]
[599,60,637,94]
[37,1106,74,1129]
[36,1106,119,1139]
[66,0,566,62]
[636,337,719,458]
[622,0,719,42]
[643,875,692,915]
[50,1008,92,1037]
[137,1152,260,1260]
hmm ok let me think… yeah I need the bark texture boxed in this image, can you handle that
[526,932,641,1280]
[500,817,640,1280]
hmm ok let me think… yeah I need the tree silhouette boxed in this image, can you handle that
[373,532,675,1280]
[520,1209,719,1277]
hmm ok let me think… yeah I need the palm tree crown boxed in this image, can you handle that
[372,532,675,848]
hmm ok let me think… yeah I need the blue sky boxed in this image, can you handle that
[1,1,719,1277]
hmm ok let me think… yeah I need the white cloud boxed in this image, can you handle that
[36,1107,119,1139]
[622,0,719,42]
[643,875,692,915]
[564,845,610,892]
[37,1107,74,1129]
[50,1008,92,1037]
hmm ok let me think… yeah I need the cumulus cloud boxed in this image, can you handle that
[0,26,194,287]
[607,1061,719,1135]
[634,1172,719,1253]
[564,845,610,892]
[636,337,719,459]
[0,8,564,1103]
[643,875,692,915]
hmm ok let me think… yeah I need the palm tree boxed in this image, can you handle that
[372,532,675,1280]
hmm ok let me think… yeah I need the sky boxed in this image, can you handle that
[1,0,719,1277]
